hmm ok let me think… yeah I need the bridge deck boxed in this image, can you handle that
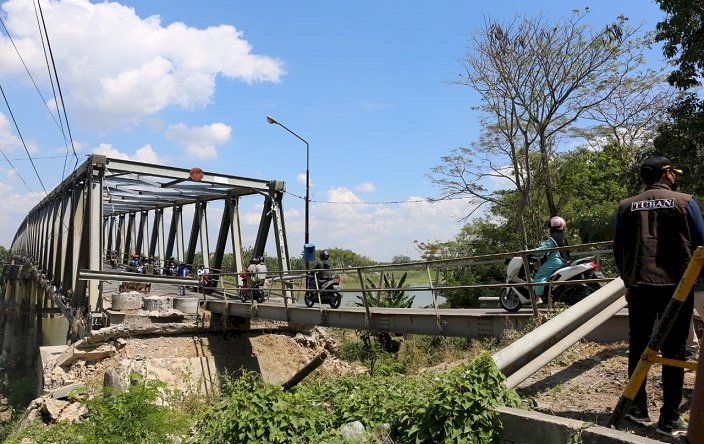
[83,267,628,342]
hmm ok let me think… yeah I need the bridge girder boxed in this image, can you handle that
[10,154,290,333]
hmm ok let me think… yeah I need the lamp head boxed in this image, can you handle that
[266,116,278,125]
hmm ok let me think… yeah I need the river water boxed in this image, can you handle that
[341,288,445,308]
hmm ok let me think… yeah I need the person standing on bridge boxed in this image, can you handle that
[613,155,704,437]
[176,262,190,296]
[531,216,570,302]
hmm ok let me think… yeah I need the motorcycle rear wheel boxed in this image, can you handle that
[239,290,248,302]
[499,288,522,312]
[255,291,266,303]
[304,292,315,308]
[329,292,342,309]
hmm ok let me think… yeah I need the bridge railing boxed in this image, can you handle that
[209,241,615,318]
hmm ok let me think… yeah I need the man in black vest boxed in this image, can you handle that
[614,156,704,437]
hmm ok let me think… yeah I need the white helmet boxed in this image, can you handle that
[544,216,566,231]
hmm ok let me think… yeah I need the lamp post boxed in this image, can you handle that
[266,116,310,255]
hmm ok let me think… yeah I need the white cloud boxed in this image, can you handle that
[165,122,231,160]
[0,113,21,154]
[0,0,285,130]
[355,182,376,193]
[134,144,161,164]
[278,187,471,261]
[0,189,44,248]
[92,142,163,164]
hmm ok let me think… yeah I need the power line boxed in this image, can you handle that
[36,0,79,176]
[0,14,68,143]
[0,146,33,194]
[283,190,469,205]
[0,82,47,193]
[0,154,73,162]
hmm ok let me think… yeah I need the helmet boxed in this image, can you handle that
[249,258,258,264]
[320,250,329,260]
[257,256,265,264]
[544,216,566,231]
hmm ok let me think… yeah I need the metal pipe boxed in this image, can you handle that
[504,296,627,388]
[78,270,198,286]
[492,277,626,377]
[282,351,327,390]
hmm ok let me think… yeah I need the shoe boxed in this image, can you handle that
[656,416,688,437]
[625,405,651,424]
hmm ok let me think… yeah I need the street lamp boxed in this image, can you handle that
[266,116,310,259]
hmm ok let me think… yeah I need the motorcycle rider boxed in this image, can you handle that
[309,250,332,289]
[242,258,258,288]
[254,256,268,287]
[531,216,571,301]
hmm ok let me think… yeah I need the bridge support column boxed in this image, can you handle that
[1,269,17,367]
[0,266,42,369]
[24,278,38,367]
[10,277,27,367]
[0,268,11,364]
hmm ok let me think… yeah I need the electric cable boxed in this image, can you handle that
[283,190,470,205]
[33,0,70,178]
[0,14,67,143]
[36,0,78,174]
[0,82,47,193]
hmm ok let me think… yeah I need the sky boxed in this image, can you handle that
[0,0,669,262]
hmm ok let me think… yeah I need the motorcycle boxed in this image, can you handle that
[304,275,342,309]
[238,273,267,303]
[499,255,605,312]
[198,274,218,295]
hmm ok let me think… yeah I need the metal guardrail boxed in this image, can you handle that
[83,241,616,327]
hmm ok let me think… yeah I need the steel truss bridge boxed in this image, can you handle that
[10,154,292,335]
[5,155,625,383]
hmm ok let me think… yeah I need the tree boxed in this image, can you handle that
[653,95,704,197]
[391,255,412,264]
[656,0,704,90]
[422,141,641,308]
[578,73,676,156]
[653,2,704,197]
[323,248,376,268]
[431,9,646,247]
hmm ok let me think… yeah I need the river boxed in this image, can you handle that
[341,288,445,308]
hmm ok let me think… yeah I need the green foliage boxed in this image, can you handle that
[192,372,340,443]
[551,143,639,242]
[391,255,413,264]
[6,378,191,443]
[654,94,704,198]
[4,419,77,444]
[325,247,376,268]
[653,2,704,198]
[77,378,189,443]
[356,272,414,309]
[393,354,523,443]
[193,353,523,444]
[655,0,704,90]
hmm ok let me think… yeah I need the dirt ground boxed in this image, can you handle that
[515,340,697,443]
[33,320,698,443]
[43,320,365,397]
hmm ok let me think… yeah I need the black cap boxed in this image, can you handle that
[640,156,683,184]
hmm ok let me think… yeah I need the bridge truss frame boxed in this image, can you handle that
[10,154,291,329]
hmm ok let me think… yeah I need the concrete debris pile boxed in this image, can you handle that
[42,336,127,394]
[294,326,338,353]
[293,327,366,377]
